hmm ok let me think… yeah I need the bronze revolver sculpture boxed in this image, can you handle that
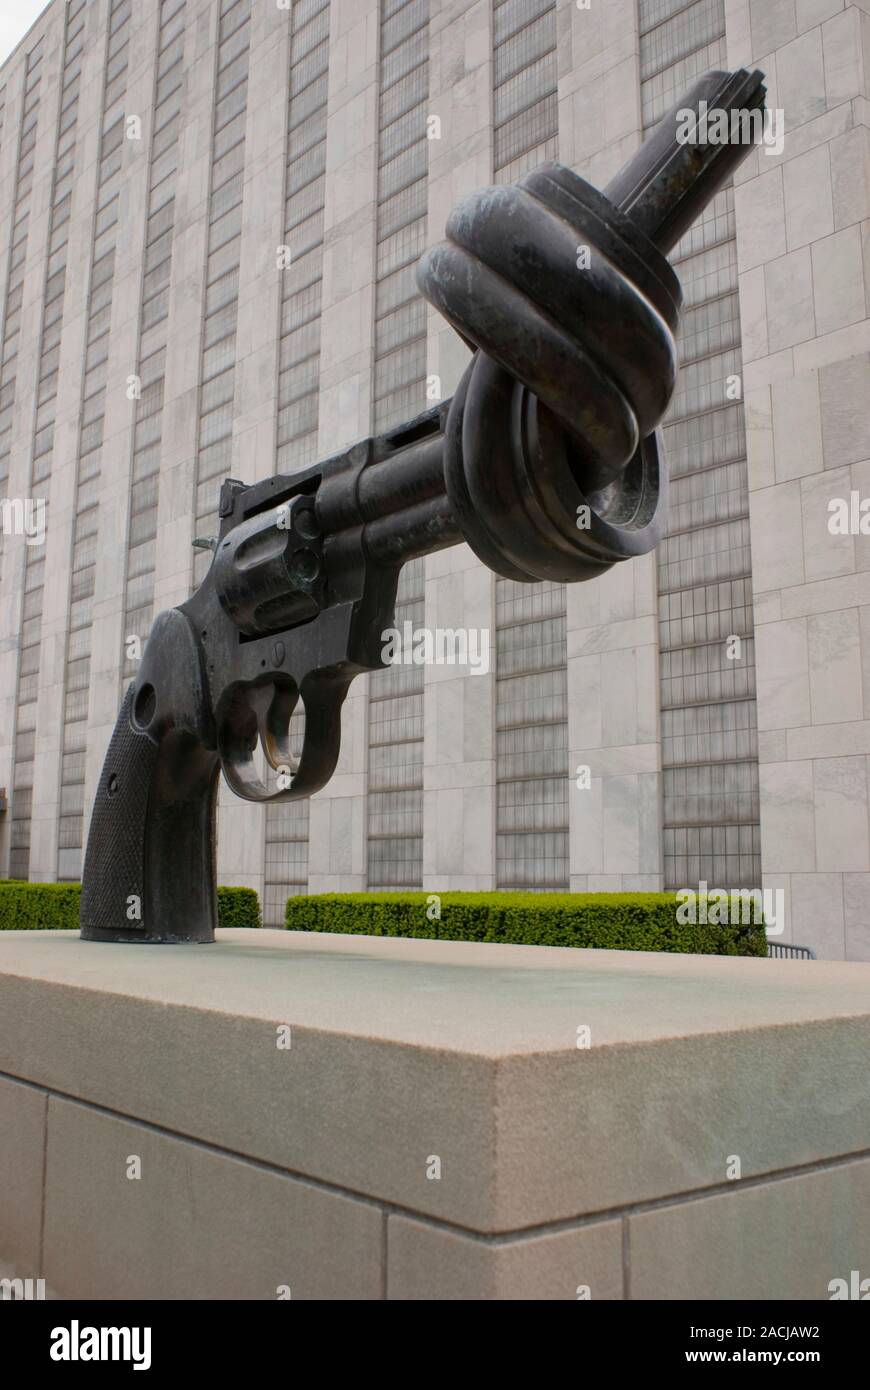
[80,69,765,943]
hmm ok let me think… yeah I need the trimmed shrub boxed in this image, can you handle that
[216,885,261,929]
[284,891,768,957]
[0,881,261,931]
[0,881,82,931]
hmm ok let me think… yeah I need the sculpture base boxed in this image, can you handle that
[79,926,215,944]
[1,929,869,1300]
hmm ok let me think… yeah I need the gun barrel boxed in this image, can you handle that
[356,431,445,522]
[604,68,766,254]
[364,491,459,565]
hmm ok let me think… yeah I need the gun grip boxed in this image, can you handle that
[80,616,220,944]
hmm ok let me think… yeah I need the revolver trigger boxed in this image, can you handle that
[256,682,300,774]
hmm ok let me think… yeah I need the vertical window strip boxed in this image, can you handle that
[492,0,566,890]
[262,708,308,923]
[264,0,331,922]
[121,0,188,686]
[366,0,429,890]
[55,0,133,879]
[191,0,253,590]
[367,558,425,889]
[495,580,569,890]
[373,0,429,434]
[639,0,760,890]
[275,0,329,472]
[0,40,44,498]
[492,0,557,182]
[6,39,45,880]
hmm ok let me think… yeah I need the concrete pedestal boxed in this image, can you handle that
[1,929,869,1300]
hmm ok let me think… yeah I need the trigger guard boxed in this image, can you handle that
[216,674,350,804]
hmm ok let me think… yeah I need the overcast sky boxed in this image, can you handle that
[0,0,51,68]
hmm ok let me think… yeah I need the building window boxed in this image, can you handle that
[639,0,761,889]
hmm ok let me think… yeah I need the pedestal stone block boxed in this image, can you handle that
[0,930,868,1299]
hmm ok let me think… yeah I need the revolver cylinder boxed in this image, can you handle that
[211,494,324,638]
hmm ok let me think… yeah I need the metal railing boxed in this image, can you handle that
[767,942,816,960]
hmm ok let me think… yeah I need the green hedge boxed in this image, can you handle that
[0,882,82,931]
[215,885,261,929]
[0,881,261,931]
[285,891,768,956]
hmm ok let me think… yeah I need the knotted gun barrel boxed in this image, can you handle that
[80,69,765,943]
[340,66,766,582]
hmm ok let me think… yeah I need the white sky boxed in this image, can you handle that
[0,0,52,68]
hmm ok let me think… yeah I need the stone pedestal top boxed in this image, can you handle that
[2,929,869,1237]
[1,927,869,1051]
